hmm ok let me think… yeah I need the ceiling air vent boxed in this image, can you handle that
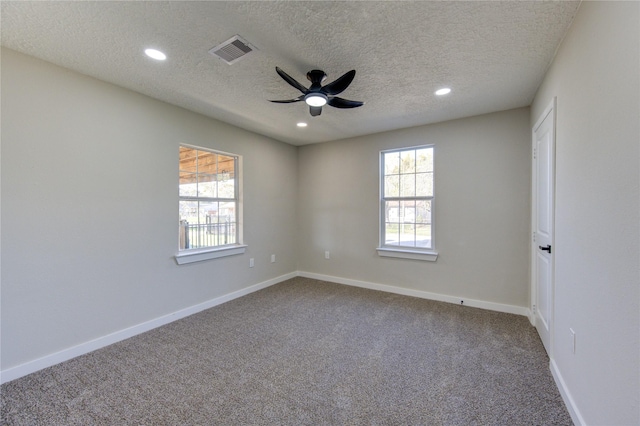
[209,35,256,65]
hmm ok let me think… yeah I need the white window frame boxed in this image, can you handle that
[377,144,438,262]
[175,144,246,265]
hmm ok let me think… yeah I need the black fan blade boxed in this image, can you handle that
[328,97,364,109]
[321,70,356,96]
[269,95,304,103]
[309,106,322,116]
[275,67,308,94]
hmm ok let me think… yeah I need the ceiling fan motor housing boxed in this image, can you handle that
[307,70,327,86]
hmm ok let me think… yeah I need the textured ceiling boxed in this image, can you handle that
[1,1,580,146]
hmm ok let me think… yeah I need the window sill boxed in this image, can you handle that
[175,244,247,265]
[376,247,438,262]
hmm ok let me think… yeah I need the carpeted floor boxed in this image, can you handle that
[1,277,572,425]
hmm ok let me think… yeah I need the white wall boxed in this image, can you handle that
[1,48,298,371]
[2,47,532,380]
[297,108,531,309]
[4,5,638,422]
[531,2,639,425]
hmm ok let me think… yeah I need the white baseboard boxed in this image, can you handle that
[298,271,531,317]
[1,271,530,384]
[0,272,296,385]
[550,359,585,426]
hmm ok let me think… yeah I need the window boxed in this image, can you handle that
[176,145,245,264]
[378,145,437,261]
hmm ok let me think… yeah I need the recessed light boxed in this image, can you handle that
[297,122,308,128]
[145,48,167,61]
[435,87,451,96]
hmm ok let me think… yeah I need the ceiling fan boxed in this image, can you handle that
[269,67,364,117]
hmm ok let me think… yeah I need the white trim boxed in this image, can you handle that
[178,144,244,258]
[0,270,534,384]
[550,359,586,426]
[379,145,436,253]
[531,97,557,355]
[175,244,247,264]
[0,272,296,385]
[376,247,438,261]
[298,271,529,317]
[532,97,557,133]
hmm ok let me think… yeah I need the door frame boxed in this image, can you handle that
[530,97,557,355]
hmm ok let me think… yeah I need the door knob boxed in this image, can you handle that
[539,245,552,253]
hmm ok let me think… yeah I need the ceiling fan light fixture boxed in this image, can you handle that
[305,93,328,107]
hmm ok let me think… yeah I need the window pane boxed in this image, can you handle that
[398,223,416,247]
[416,148,433,173]
[218,155,235,180]
[401,200,416,223]
[179,146,197,173]
[380,145,434,251]
[218,201,236,245]
[179,200,198,250]
[198,173,217,198]
[415,200,432,224]
[384,152,400,175]
[400,174,415,197]
[218,177,235,199]
[385,223,400,245]
[416,172,433,197]
[219,201,236,222]
[415,224,432,248]
[198,201,217,221]
[401,150,416,173]
[179,200,198,223]
[385,200,400,223]
[187,201,215,248]
[384,200,401,246]
[384,175,400,197]
[179,172,198,197]
[197,151,217,175]
[179,145,240,251]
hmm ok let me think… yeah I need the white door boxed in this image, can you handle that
[532,100,555,355]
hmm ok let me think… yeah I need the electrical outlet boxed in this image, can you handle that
[325,251,330,259]
[249,258,254,268]
[271,254,276,263]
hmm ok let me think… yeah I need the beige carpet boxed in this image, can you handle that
[1,277,572,425]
